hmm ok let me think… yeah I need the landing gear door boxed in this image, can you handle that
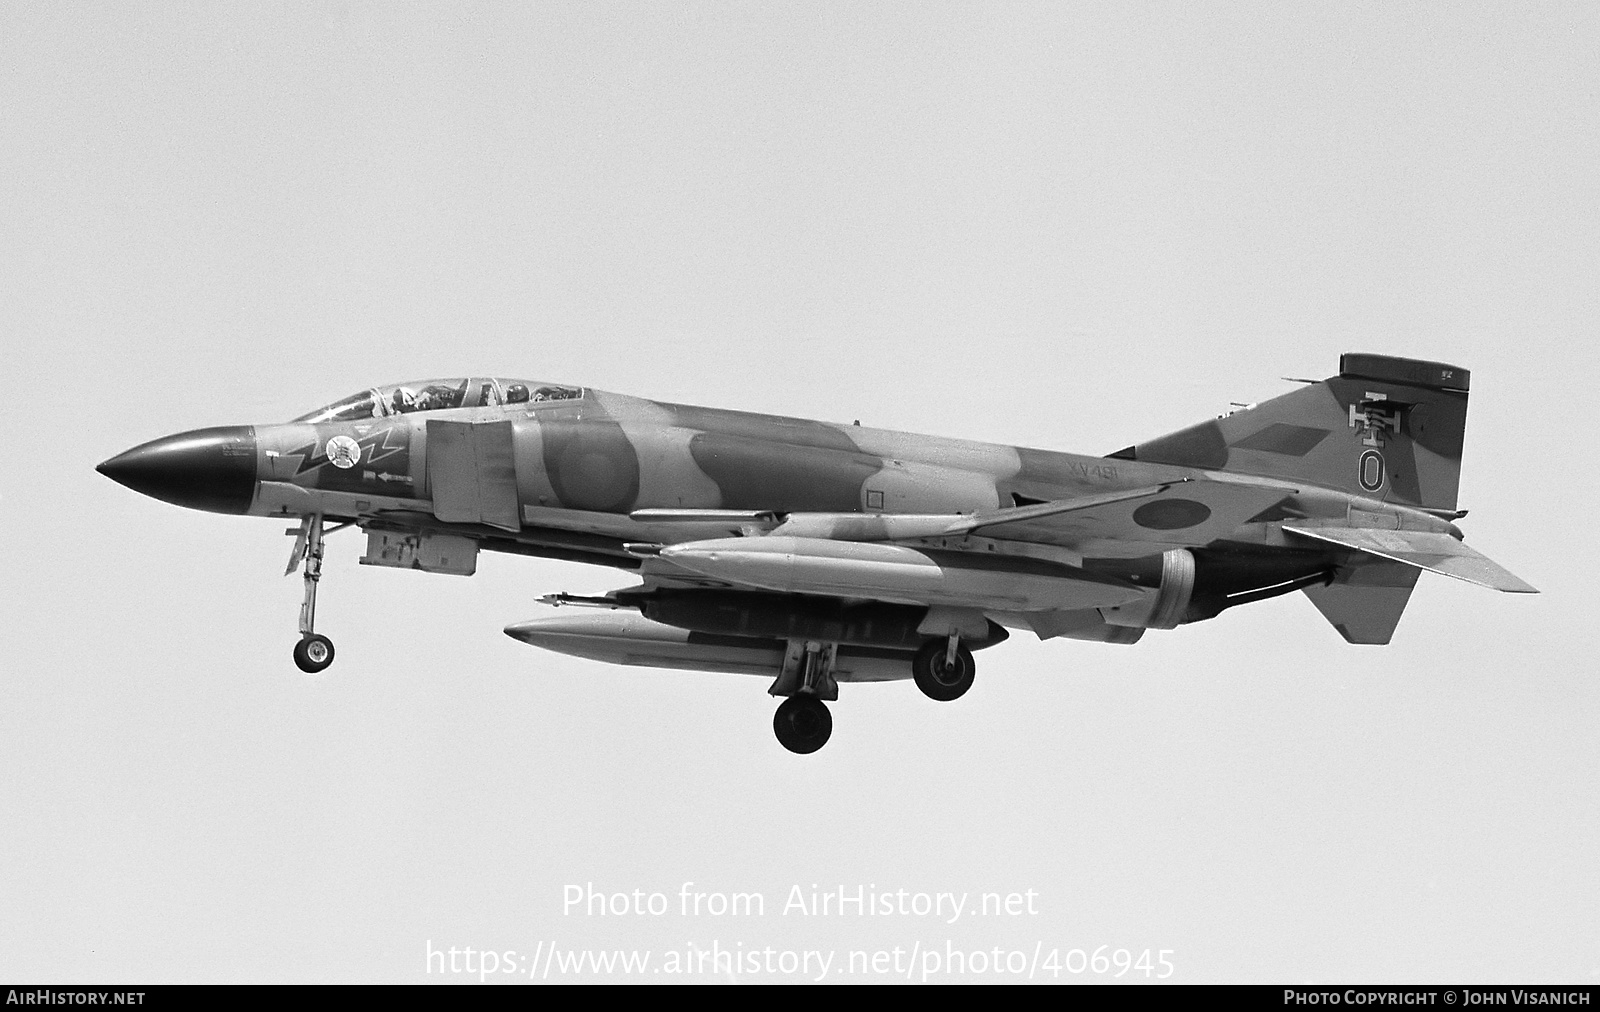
[425,419,522,532]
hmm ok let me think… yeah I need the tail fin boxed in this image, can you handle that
[1110,354,1470,512]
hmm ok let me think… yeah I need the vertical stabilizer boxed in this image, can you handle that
[1111,354,1470,512]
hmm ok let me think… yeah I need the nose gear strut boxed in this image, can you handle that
[286,514,349,673]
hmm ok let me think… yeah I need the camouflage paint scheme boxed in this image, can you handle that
[97,354,1536,749]
[223,355,1528,648]
[93,352,1542,755]
[99,355,1535,692]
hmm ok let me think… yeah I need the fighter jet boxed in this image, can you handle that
[97,354,1534,753]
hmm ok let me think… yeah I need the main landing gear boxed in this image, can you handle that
[912,633,975,701]
[773,696,832,754]
[287,514,336,673]
[765,634,981,753]
[769,639,838,754]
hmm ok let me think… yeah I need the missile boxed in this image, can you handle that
[656,536,1142,612]
[504,610,913,681]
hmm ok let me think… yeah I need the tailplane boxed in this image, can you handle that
[1285,526,1537,594]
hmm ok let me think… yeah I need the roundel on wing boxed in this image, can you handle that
[1132,498,1212,530]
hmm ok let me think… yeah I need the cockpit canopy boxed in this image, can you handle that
[292,378,583,424]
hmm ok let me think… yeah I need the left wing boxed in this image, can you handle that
[967,478,1293,551]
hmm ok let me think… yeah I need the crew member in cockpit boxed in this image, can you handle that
[416,382,466,411]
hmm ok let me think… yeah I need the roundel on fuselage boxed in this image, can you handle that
[540,418,641,513]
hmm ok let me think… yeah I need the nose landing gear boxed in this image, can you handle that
[287,514,338,673]
[293,633,335,673]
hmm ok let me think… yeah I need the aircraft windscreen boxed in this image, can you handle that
[293,378,582,423]
[292,390,382,424]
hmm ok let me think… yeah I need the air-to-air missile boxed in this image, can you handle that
[98,356,1535,753]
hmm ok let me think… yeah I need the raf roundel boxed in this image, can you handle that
[325,435,362,469]
[1132,498,1212,530]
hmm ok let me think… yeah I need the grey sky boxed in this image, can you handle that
[2,3,1596,982]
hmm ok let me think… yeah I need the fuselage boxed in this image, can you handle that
[96,375,1446,628]
[101,379,1242,542]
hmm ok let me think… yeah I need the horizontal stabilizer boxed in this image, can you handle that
[1285,526,1537,593]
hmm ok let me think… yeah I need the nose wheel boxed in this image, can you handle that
[287,514,338,672]
[773,696,832,754]
[294,633,335,673]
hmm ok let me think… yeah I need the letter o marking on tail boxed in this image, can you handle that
[1358,450,1385,491]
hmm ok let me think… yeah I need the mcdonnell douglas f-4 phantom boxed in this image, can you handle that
[98,354,1534,753]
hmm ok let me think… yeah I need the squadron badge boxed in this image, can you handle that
[325,435,362,469]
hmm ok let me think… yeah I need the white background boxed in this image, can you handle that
[2,3,1595,983]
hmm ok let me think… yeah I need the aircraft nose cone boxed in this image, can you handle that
[97,425,258,514]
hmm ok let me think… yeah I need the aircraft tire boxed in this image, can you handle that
[773,696,832,754]
[912,640,975,701]
[293,634,335,674]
